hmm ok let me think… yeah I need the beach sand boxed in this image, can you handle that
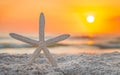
[0,52,120,75]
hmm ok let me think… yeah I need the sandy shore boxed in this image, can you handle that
[0,52,120,75]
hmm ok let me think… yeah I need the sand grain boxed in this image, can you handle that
[0,52,120,75]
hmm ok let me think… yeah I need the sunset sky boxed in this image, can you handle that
[0,0,120,35]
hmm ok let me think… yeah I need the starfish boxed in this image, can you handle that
[9,12,70,67]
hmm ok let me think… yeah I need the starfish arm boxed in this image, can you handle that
[28,47,42,65]
[9,33,39,46]
[39,12,45,42]
[10,33,70,46]
[42,46,58,67]
[46,34,70,45]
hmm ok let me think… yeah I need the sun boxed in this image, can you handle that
[86,16,95,23]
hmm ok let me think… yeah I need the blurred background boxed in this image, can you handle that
[0,0,120,54]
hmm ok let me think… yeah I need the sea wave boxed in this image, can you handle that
[0,43,70,49]
[0,43,33,48]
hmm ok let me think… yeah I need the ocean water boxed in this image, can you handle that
[0,33,120,54]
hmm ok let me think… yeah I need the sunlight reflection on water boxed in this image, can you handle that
[1,33,120,55]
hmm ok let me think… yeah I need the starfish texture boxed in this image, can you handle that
[9,12,70,67]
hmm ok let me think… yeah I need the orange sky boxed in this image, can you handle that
[0,0,120,35]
